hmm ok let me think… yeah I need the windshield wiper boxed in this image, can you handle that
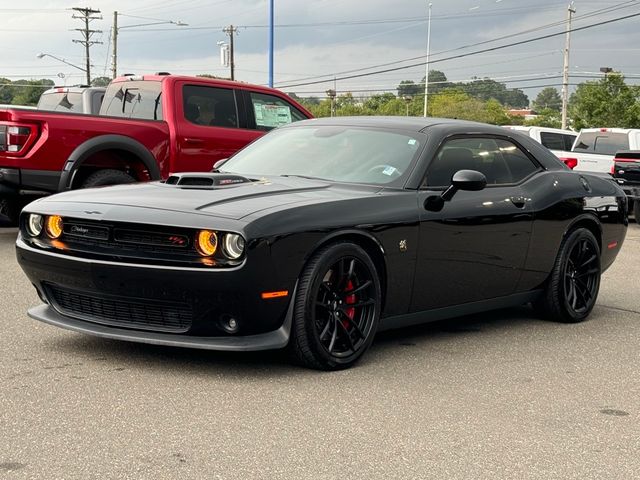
[280,174,327,181]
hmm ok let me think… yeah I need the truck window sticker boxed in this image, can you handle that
[254,103,293,128]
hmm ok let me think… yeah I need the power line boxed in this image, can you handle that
[276,10,640,89]
[275,0,640,86]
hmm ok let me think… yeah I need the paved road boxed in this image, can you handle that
[1,226,639,479]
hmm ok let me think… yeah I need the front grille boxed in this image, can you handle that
[114,229,189,248]
[46,283,193,333]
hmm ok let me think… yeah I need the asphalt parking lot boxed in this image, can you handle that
[1,225,639,479]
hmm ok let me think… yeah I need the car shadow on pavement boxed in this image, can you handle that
[48,305,547,376]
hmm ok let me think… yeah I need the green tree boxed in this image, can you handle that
[11,79,54,106]
[0,77,15,104]
[533,87,562,112]
[422,70,450,95]
[91,76,111,87]
[525,108,562,128]
[456,77,529,108]
[429,89,510,124]
[570,73,640,129]
[397,80,421,98]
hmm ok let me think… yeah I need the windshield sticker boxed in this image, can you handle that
[383,166,398,176]
[254,104,292,128]
[408,139,417,146]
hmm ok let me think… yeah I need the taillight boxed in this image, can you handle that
[559,157,578,169]
[0,123,37,155]
[610,164,615,175]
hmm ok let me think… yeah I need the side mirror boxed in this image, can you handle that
[425,169,487,211]
[212,158,228,172]
[451,169,487,192]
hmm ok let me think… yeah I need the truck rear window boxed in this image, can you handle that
[100,81,163,120]
[37,92,84,113]
[573,132,629,155]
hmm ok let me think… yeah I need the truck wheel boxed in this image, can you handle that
[634,200,640,224]
[81,169,135,188]
[534,228,601,323]
[0,197,20,226]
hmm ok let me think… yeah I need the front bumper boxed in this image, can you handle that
[16,237,295,350]
[27,302,292,352]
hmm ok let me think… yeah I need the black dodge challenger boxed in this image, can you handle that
[16,117,628,370]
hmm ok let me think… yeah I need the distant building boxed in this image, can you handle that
[508,108,537,120]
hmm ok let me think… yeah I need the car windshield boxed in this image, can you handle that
[220,125,424,185]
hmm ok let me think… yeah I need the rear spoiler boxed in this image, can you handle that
[614,150,640,161]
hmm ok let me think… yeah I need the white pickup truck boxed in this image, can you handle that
[567,128,640,173]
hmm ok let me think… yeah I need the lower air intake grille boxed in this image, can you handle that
[46,284,193,333]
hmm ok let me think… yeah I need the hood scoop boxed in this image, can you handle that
[164,173,253,189]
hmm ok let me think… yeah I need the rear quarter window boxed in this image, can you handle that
[573,132,629,155]
[100,81,163,120]
[37,92,84,113]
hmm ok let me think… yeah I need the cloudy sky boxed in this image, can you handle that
[1,0,639,103]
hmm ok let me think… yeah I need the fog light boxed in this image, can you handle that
[45,215,63,239]
[223,233,245,259]
[27,214,43,237]
[220,315,239,334]
[195,230,218,256]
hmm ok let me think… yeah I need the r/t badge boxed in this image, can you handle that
[399,239,408,252]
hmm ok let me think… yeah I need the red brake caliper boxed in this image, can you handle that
[343,280,356,328]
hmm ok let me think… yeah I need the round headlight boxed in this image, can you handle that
[27,214,44,237]
[45,215,64,239]
[223,233,245,259]
[196,230,218,256]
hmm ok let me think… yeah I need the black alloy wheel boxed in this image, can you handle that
[290,242,381,370]
[535,227,601,323]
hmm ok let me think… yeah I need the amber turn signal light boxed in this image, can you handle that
[45,215,64,239]
[195,230,218,256]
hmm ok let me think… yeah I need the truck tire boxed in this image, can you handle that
[0,197,20,226]
[634,200,640,224]
[82,169,135,188]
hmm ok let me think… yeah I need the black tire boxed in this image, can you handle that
[0,197,20,226]
[534,227,601,323]
[289,242,382,370]
[634,200,640,224]
[81,169,135,188]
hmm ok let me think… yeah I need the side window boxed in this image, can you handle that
[249,92,306,131]
[183,85,238,128]
[564,134,577,151]
[539,132,565,150]
[425,137,539,187]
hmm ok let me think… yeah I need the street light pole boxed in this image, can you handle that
[269,0,274,87]
[561,2,576,130]
[111,12,187,79]
[111,11,118,79]
[37,53,86,74]
[423,2,432,118]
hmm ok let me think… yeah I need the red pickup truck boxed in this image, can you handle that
[0,74,312,223]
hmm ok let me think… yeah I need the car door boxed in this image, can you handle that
[175,82,262,172]
[411,135,538,312]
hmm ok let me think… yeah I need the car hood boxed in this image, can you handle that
[32,175,381,221]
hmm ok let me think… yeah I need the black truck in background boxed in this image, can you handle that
[612,151,640,221]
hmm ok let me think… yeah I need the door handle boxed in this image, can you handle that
[184,138,204,144]
[510,196,526,209]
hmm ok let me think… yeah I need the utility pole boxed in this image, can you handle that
[423,2,433,117]
[111,11,118,79]
[72,7,102,85]
[561,2,575,130]
[223,25,238,81]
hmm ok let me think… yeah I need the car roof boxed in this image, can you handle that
[287,116,503,133]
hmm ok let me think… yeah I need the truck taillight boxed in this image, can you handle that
[7,126,31,152]
[0,123,37,155]
[559,157,578,169]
